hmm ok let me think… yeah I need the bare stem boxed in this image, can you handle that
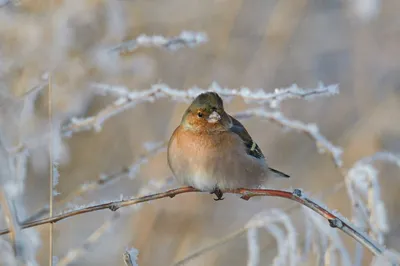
[48,72,54,265]
[0,186,384,257]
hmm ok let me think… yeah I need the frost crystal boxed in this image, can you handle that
[124,247,139,266]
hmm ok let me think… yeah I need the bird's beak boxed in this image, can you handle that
[207,111,221,123]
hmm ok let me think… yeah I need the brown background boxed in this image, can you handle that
[0,0,400,265]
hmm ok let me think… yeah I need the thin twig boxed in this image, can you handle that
[0,186,385,257]
[48,72,54,265]
[48,5,55,266]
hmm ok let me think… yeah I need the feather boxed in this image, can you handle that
[269,167,290,178]
[228,115,265,159]
[229,115,290,178]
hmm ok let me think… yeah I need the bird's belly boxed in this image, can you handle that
[169,141,268,191]
[169,148,222,190]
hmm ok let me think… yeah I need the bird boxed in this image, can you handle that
[167,91,289,200]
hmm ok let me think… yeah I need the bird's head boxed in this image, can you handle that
[181,92,232,133]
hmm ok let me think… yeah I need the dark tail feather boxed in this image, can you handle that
[269,167,290,178]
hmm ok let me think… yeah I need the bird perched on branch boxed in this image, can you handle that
[167,92,289,200]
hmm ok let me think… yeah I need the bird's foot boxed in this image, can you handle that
[210,188,224,201]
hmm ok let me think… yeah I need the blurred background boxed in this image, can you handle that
[0,0,400,265]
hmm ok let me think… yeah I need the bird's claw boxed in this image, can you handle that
[211,188,224,201]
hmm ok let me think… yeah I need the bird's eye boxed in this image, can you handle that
[197,112,203,118]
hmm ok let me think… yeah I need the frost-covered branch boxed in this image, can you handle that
[234,108,343,167]
[346,152,400,245]
[0,187,388,259]
[246,227,260,266]
[96,82,338,105]
[346,164,387,244]
[246,209,298,266]
[109,31,208,54]
[302,207,352,265]
[123,247,139,266]
[62,83,338,135]
[358,152,400,167]
[372,249,400,266]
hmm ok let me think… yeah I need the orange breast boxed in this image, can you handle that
[168,126,240,179]
[167,125,268,190]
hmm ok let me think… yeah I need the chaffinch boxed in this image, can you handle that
[167,92,289,200]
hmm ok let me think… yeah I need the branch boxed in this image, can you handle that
[123,247,139,266]
[345,152,400,247]
[62,83,338,135]
[95,82,338,105]
[358,151,400,167]
[0,187,385,257]
[303,207,352,265]
[109,31,208,54]
[234,109,343,167]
